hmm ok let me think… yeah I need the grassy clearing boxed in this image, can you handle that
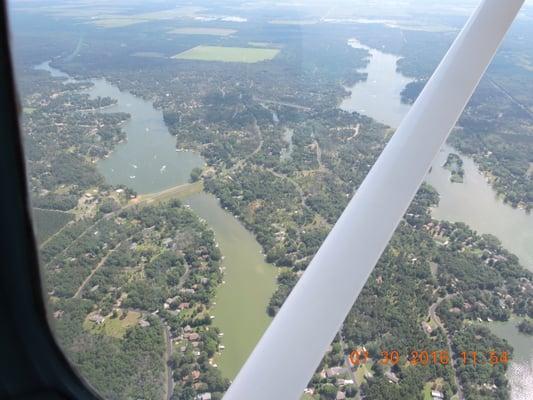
[91,18,146,28]
[355,361,373,385]
[32,208,74,243]
[131,52,165,58]
[84,310,141,338]
[269,19,318,25]
[423,382,433,400]
[89,6,203,28]
[169,27,237,36]
[248,41,280,48]
[134,7,202,20]
[172,46,280,63]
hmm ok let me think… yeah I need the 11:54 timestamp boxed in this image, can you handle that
[349,349,510,366]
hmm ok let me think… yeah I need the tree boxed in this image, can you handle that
[190,167,203,182]
[318,384,337,400]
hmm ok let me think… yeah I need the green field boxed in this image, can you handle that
[173,46,280,63]
[169,27,237,36]
[32,208,74,243]
[131,51,165,58]
[87,6,203,28]
[84,311,141,338]
[91,18,144,28]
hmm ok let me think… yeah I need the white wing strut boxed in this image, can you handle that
[224,1,524,399]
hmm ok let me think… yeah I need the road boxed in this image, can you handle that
[253,97,312,111]
[163,326,173,400]
[428,294,464,400]
[73,241,122,298]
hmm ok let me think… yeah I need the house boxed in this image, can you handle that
[336,391,346,400]
[431,390,444,399]
[190,370,200,381]
[337,379,354,386]
[88,314,105,325]
[326,366,343,378]
[138,319,150,328]
[197,394,211,400]
[385,371,399,384]
[162,238,174,248]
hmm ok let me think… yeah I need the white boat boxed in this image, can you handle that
[129,175,136,179]
[160,165,167,173]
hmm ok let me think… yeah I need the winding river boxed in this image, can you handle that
[36,61,277,380]
[340,37,533,399]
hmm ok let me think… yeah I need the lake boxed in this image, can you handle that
[339,38,413,128]
[35,61,278,380]
[339,39,533,272]
[339,37,533,398]
[427,144,533,269]
[482,318,533,400]
[185,193,277,378]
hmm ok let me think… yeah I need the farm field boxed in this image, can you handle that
[91,18,144,28]
[86,6,204,28]
[32,208,74,243]
[131,51,165,58]
[172,45,279,63]
[169,27,237,36]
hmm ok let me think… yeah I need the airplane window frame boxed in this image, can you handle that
[0,2,100,398]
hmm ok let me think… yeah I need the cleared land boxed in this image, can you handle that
[91,18,144,28]
[84,310,141,338]
[169,27,237,36]
[88,6,203,28]
[138,181,203,204]
[269,19,318,25]
[172,46,279,63]
[131,51,165,58]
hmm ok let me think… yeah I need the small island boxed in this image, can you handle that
[443,153,464,183]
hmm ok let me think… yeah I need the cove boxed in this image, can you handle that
[185,193,277,379]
